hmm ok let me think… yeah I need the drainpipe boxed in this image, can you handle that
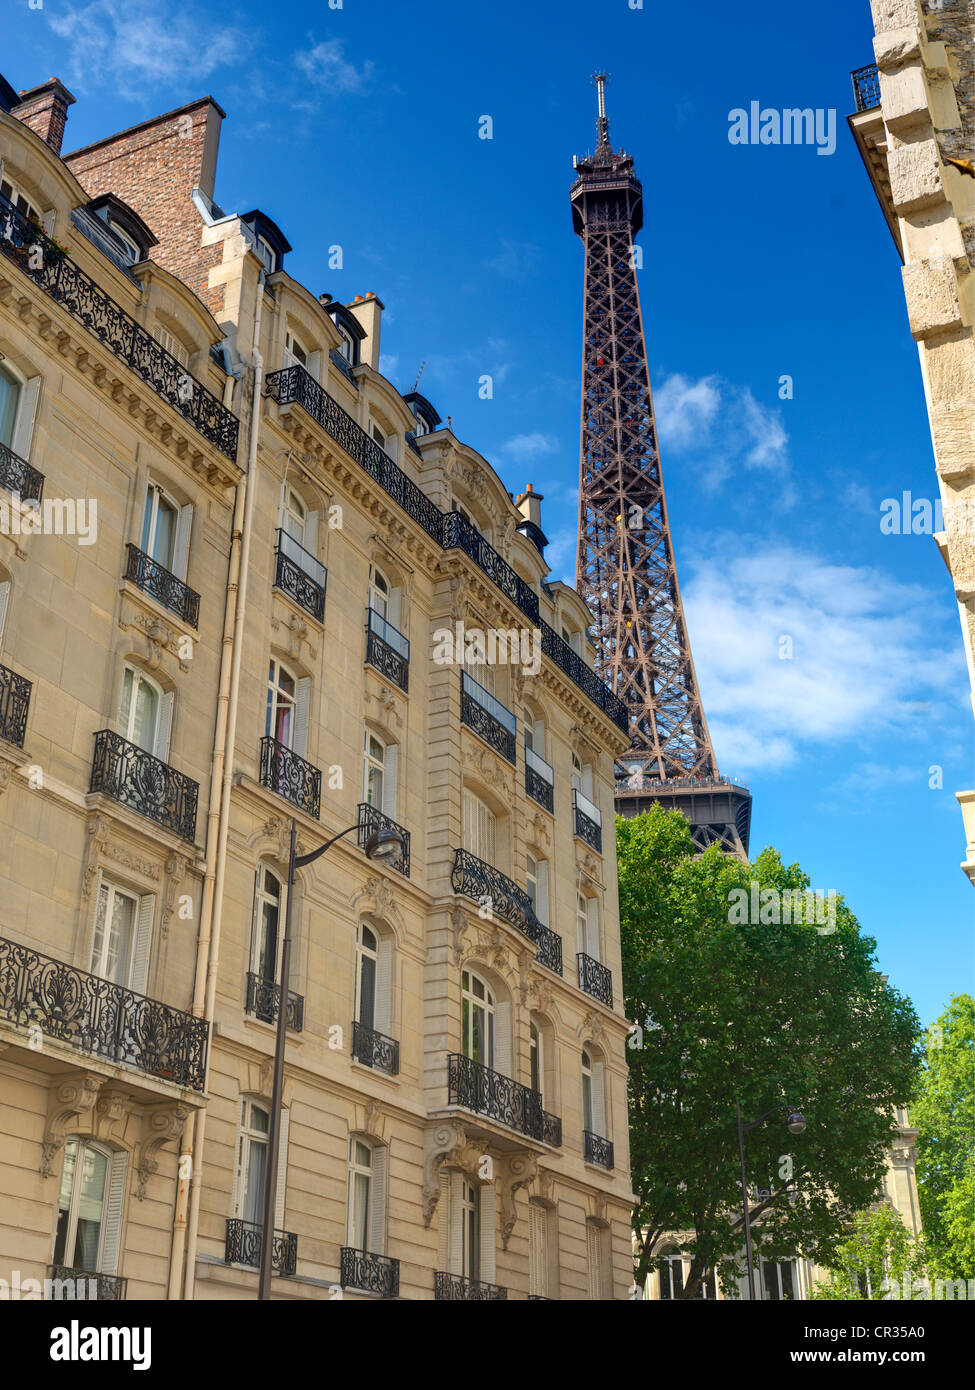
[181,270,266,1300]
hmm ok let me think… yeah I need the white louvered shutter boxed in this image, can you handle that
[153,691,174,762]
[530,1203,547,1297]
[274,1108,290,1230]
[303,508,318,563]
[100,1150,128,1274]
[587,1224,602,1299]
[232,1101,247,1216]
[537,861,549,927]
[369,1145,388,1255]
[374,935,393,1036]
[592,1062,606,1138]
[11,375,40,460]
[293,677,311,756]
[586,898,600,961]
[447,1172,465,1274]
[129,894,155,995]
[437,1170,450,1271]
[493,1001,510,1078]
[462,790,476,854]
[478,1184,496,1284]
[0,579,9,649]
[382,743,398,819]
[172,504,193,581]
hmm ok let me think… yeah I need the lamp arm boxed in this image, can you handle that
[294,822,360,870]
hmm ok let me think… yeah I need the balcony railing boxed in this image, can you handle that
[0,440,44,503]
[525,745,554,813]
[90,729,198,842]
[584,1130,615,1170]
[0,194,239,461]
[0,662,31,748]
[47,1265,127,1300]
[851,63,880,113]
[264,364,628,733]
[245,972,304,1032]
[341,1247,400,1299]
[352,1019,400,1076]
[447,1053,562,1146]
[274,529,327,622]
[357,801,410,877]
[534,923,563,977]
[461,671,516,764]
[124,543,200,628]
[577,952,613,1008]
[573,788,602,853]
[434,1271,507,1301]
[224,1218,297,1277]
[365,607,409,692]
[259,735,321,818]
[0,936,209,1090]
[451,848,537,940]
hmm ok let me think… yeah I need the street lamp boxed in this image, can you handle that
[736,1101,806,1302]
[258,814,404,1300]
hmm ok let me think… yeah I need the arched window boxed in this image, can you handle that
[266,658,300,750]
[249,867,283,1021]
[462,969,495,1068]
[529,1021,541,1095]
[581,1048,594,1133]
[0,362,22,449]
[284,329,309,370]
[369,565,390,620]
[53,1138,127,1276]
[118,664,170,758]
[1,173,41,223]
[347,1136,373,1250]
[581,1046,607,1141]
[526,853,549,925]
[234,1099,270,1227]
[577,892,600,961]
[282,486,307,547]
[460,1177,479,1278]
[362,730,385,809]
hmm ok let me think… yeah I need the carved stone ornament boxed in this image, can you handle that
[161,853,189,940]
[350,875,401,928]
[270,607,317,663]
[118,605,191,674]
[135,1101,189,1200]
[498,1151,538,1250]
[422,1120,483,1226]
[42,1071,104,1178]
[462,744,512,795]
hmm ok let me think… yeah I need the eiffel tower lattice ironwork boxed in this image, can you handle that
[571,75,751,857]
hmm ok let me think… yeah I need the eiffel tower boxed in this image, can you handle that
[571,76,751,857]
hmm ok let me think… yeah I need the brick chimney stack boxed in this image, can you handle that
[12,79,76,156]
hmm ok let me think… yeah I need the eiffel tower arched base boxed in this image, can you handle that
[615,779,752,862]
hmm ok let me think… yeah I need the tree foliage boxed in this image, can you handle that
[808,1204,928,1300]
[619,806,922,1298]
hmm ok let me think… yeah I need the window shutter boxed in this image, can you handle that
[587,1224,601,1299]
[293,677,311,756]
[172,503,193,581]
[462,790,476,854]
[388,586,402,630]
[274,1107,290,1231]
[99,1150,128,1274]
[303,508,318,559]
[437,1170,450,1271]
[0,579,9,649]
[153,690,174,762]
[478,1183,497,1284]
[11,375,40,460]
[582,763,594,799]
[493,1001,510,1078]
[374,935,393,1036]
[529,1203,547,1297]
[382,742,398,819]
[537,861,549,927]
[592,1062,606,1139]
[232,1101,247,1217]
[479,800,496,862]
[130,894,155,995]
[447,1172,465,1275]
[369,1145,388,1255]
[586,898,600,961]
[88,869,105,973]
[307,350,321,383]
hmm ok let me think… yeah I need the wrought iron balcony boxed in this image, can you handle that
[245,972,304,1032]
[224,1218,297,1277]
[352,1019,400,1076]
[534,923,563,977]
[365,607,409,692]
[573,788,602,853]
[577,952,613,1008]
[274,528,327,622]
[434,1271,507,1301]
[525,745,554,813]
[0,194,238,461]
[851,63,880,113]
[0,662,31,748]
[0,439,44,503]
[259,735,321,818]
[341,1247,399,1298]
[447,1053,562,1146]
[90,729,198,842]
[461,671,516,764]
[584,1129,615,1170]
[0,936,209,1090]
[357,801,410,877]
[443,510,539,620]
[124,543,200,628]
[451,848,538,940]
[538,618,627,734]
[47,1265,127,1300]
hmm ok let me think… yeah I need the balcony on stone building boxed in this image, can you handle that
[583,1129,615,1170]
[525,745,554,813]
[434,1271,507,1301]
[46,1266,127,1301]
[351,1020,400,1076]
[224,1218,297,1277]
[577,952,613,1008]
[259,735,321,819]
[851,62,880,112]
[245,972,304,1032]
[446,1053,562,1147]
[124,543,200,628]
[573,788,602,853]
[365,607,409,692]
[89,729,198,842]
[460,671,516,764]
[273,528,327,623]
[0,662,31,748]
[0,439,44,504]
[340,1247,399,1299]
[451,848,562,975]
[356,802,410,877]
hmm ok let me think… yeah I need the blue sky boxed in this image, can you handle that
[4,0,971,1027]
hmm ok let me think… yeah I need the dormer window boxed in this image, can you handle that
[0,175,40,224]
[111,224,141,263]
[337,325,356,363]
[285,330,309,370]
[256,234,276,274]
[241,210,291,277]
[86,194,156,265]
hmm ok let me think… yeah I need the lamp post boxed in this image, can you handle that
[258,814,404,1300]
[736,1101,806,1302]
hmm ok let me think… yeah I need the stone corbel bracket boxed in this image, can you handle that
[41,1071,104,1177]
[422,1119,483,1226]
[497,1151,539,1250]
[135,1100,189,1200]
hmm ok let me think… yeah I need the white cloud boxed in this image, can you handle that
[486,240,540,281]
[378,353,399,379]
[294,39,373,94]
[49,1,251,95]
[654,373,721,449]
[653,372,790,482]
[502,432,558,463]
[543,526,578,584]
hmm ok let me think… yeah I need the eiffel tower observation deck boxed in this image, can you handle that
[571,76,752,858]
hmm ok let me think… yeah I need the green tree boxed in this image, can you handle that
[808,1204,928,1300]
[620,806,922,1299]
[912,994,974,1281]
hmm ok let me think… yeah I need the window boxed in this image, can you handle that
[571,753,594,800]
[91,879,154,990]
[529,1021,542,1095]
[355,923,378,1032]
[526,854,549,926]
[0,363,21,450]
[282,486,306,546]
[442,1172,497,1284]
[284,329,309,370]
[347,1138,372,1250]
[234,1100,270,1227]
[141,479,192,580]
[562,624,582,657]
[462,789,496,863]
[151,323,189,367]
[0,358,39,461]
[111,222,141,263]
[0,573,9,650]
[460,1179,479,1279]
[362,730,385,809]
[256,234,276,274]
[659,1255,684,1300]
[370,422,396,461]
[581,1048,594,1133]
[577,894,600,961]
[761,1260,796,1301]
[266,658,302,748]
[369,565,390,621]
[250,867,282,997]
[53,1139,126,1276]
[118,664,171,759]
[0,174,40,224]
[524,716,545,758]
[462,969,495,1068]
[336,325,356,364]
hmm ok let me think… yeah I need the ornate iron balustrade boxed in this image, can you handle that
[365,608,409,692]
[451,849,539,941]
[259,735,321,818]
[534,923,563,977]
[263,365,629,733]
[340,1247,400,1298]
[352,1019,400,1075]
[0,662,31,748]
[573,789,602,853]
[224,1218,297,1277]
[447,1053,562,1146]
[584,1129,615,1170]
[577,952,613,1008]
[0,936,209,1089]
[434,1271,507,1301]
[245,972,304,1032]
[274,529,327,622]
[852,63,880,112]
[90,729,198,841]
[0,194,239,461]
[442,510,539,620]
[0,440,44,503]
[47,1265,127,1300]
[124,543,200,628]
[460,671,516,764]
[525,745,554,813]
[356,801,410,877]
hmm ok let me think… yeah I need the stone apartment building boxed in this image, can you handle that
[848,0,975,883]
[0,77,636,1299]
